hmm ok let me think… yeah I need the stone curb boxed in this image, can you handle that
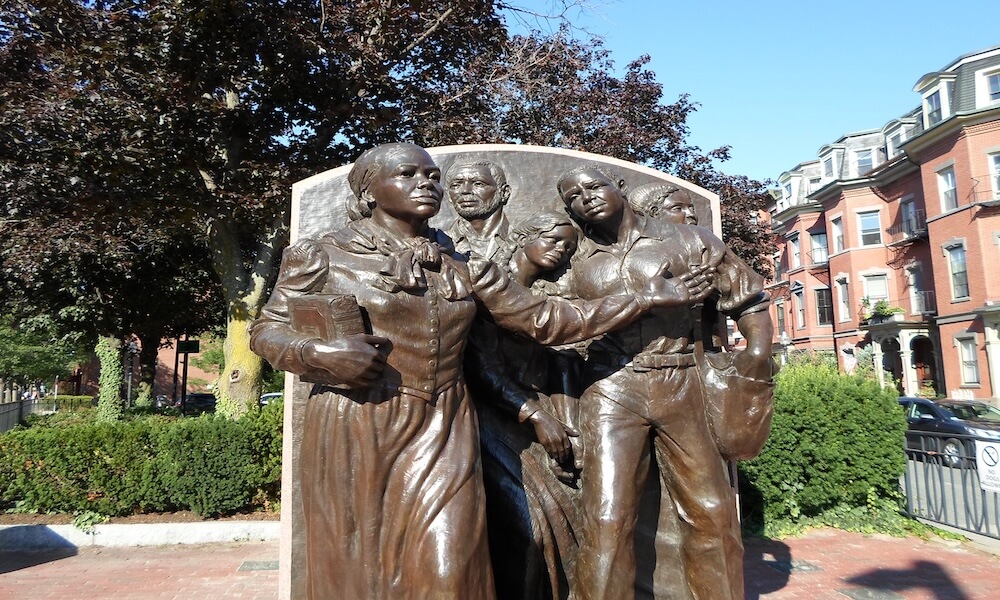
[0,521,280,551]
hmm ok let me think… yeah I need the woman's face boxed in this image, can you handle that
[367,146,443,225]
[521,224,578,271]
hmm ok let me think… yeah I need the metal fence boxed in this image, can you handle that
[900,431,1000,539]
[0,397,86,434]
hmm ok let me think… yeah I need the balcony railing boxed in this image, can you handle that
[887,209,927,243]
[911,290,937,315]
[807,247,829,265]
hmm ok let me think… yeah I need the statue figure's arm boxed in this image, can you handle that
[698,231,775,380]
[468,256,713,346]
[250,239,387,388]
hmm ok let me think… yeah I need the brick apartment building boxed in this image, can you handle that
[767,45,1000,403]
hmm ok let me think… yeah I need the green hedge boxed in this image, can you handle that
[0,402,283,517]
[739,363,906,524]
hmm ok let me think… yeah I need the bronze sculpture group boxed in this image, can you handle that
[251,142,774,600]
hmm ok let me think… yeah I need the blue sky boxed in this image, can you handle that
[506,1,999,182]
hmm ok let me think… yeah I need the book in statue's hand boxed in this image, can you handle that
[288,294,367,386]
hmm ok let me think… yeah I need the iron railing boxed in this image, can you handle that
[900,431,1000,539]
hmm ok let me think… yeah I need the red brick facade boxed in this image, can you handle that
[767,46,1000,403]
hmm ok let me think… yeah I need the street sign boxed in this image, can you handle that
[177,340,200,354]
[975,440,1000,493]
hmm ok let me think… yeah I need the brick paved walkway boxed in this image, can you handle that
[1,528,997,599]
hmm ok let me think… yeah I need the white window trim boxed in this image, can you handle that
[988,151,1000,200]
[954,334,981,386]
[942,240,970,301]
[854,148,874,177]
[789,234,801,269]
[836,277,851,322]
[829,213,845,253]
[857,209,882,247]
[974,66,1000,108]
[860,271,891,305]
[937,165,958,212]
[793,289,806,329]
[813,286,834,326]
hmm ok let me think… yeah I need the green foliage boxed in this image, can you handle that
[784,349,838,369]
[0,401,283,517]
[95,336,124,422]
[740,363,907,528]
[0,315,78,386]
[189,335,224,376]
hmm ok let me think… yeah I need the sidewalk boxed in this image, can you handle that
[2,528,998,599]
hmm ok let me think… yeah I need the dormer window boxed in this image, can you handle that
[856,149,873,176]
[823,157,834,178]
[991,73,1000,102]
[783,183,792,199]
[926,91,942,125]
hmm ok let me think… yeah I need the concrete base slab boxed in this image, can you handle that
[0,521,280,550]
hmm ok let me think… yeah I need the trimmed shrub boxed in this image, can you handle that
[739,363,906,524]
[0,401,283,517]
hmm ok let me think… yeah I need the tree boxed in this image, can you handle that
[2,2,775,420]
[2,0,510,417]
[414,29,778,272]
[0,315,79,391]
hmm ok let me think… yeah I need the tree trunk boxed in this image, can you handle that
[216,303,265,419]
[95,335,124,422]
[208,215,286,420]
[134,333,160,408]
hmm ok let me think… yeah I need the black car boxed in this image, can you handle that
[178,392,217,415]
[898,396,1000,467]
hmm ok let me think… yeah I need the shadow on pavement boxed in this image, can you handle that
[743,537,792,600]
[845,559,969,600]
[0,525,79,574]
[0,548,78,575]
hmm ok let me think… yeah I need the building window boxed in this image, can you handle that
[938,167,957,211]
[863,274,889,304]
[926,91,942,125]
[990,73,1000,102]
[776,301,786,337]
[823,157,834,178]
[837,279,850,321]
[901,198,922,236]
[808,177,821,192]
[815,289,833,325]
[856,149,873,176]
[958,338,979,385]
[773,252,784,281]
[810,232,828,264]
[888,133,902,158]
[793,290,805,328]
[831,217,844,252]
[858,210,881,246]
[990,153,1000,199]
[947,245,969,299]
[783,183,792,199]
[789,235,801,269]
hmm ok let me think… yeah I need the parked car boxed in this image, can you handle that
[178,392,217,415]
[898,396,1000,467]
[259,392,283,407]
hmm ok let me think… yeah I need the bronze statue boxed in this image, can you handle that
[628,182,699,225]
[556,165,774,600]
[250,144,716,599]
[462,210,587,600]
[445,158,512,261]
